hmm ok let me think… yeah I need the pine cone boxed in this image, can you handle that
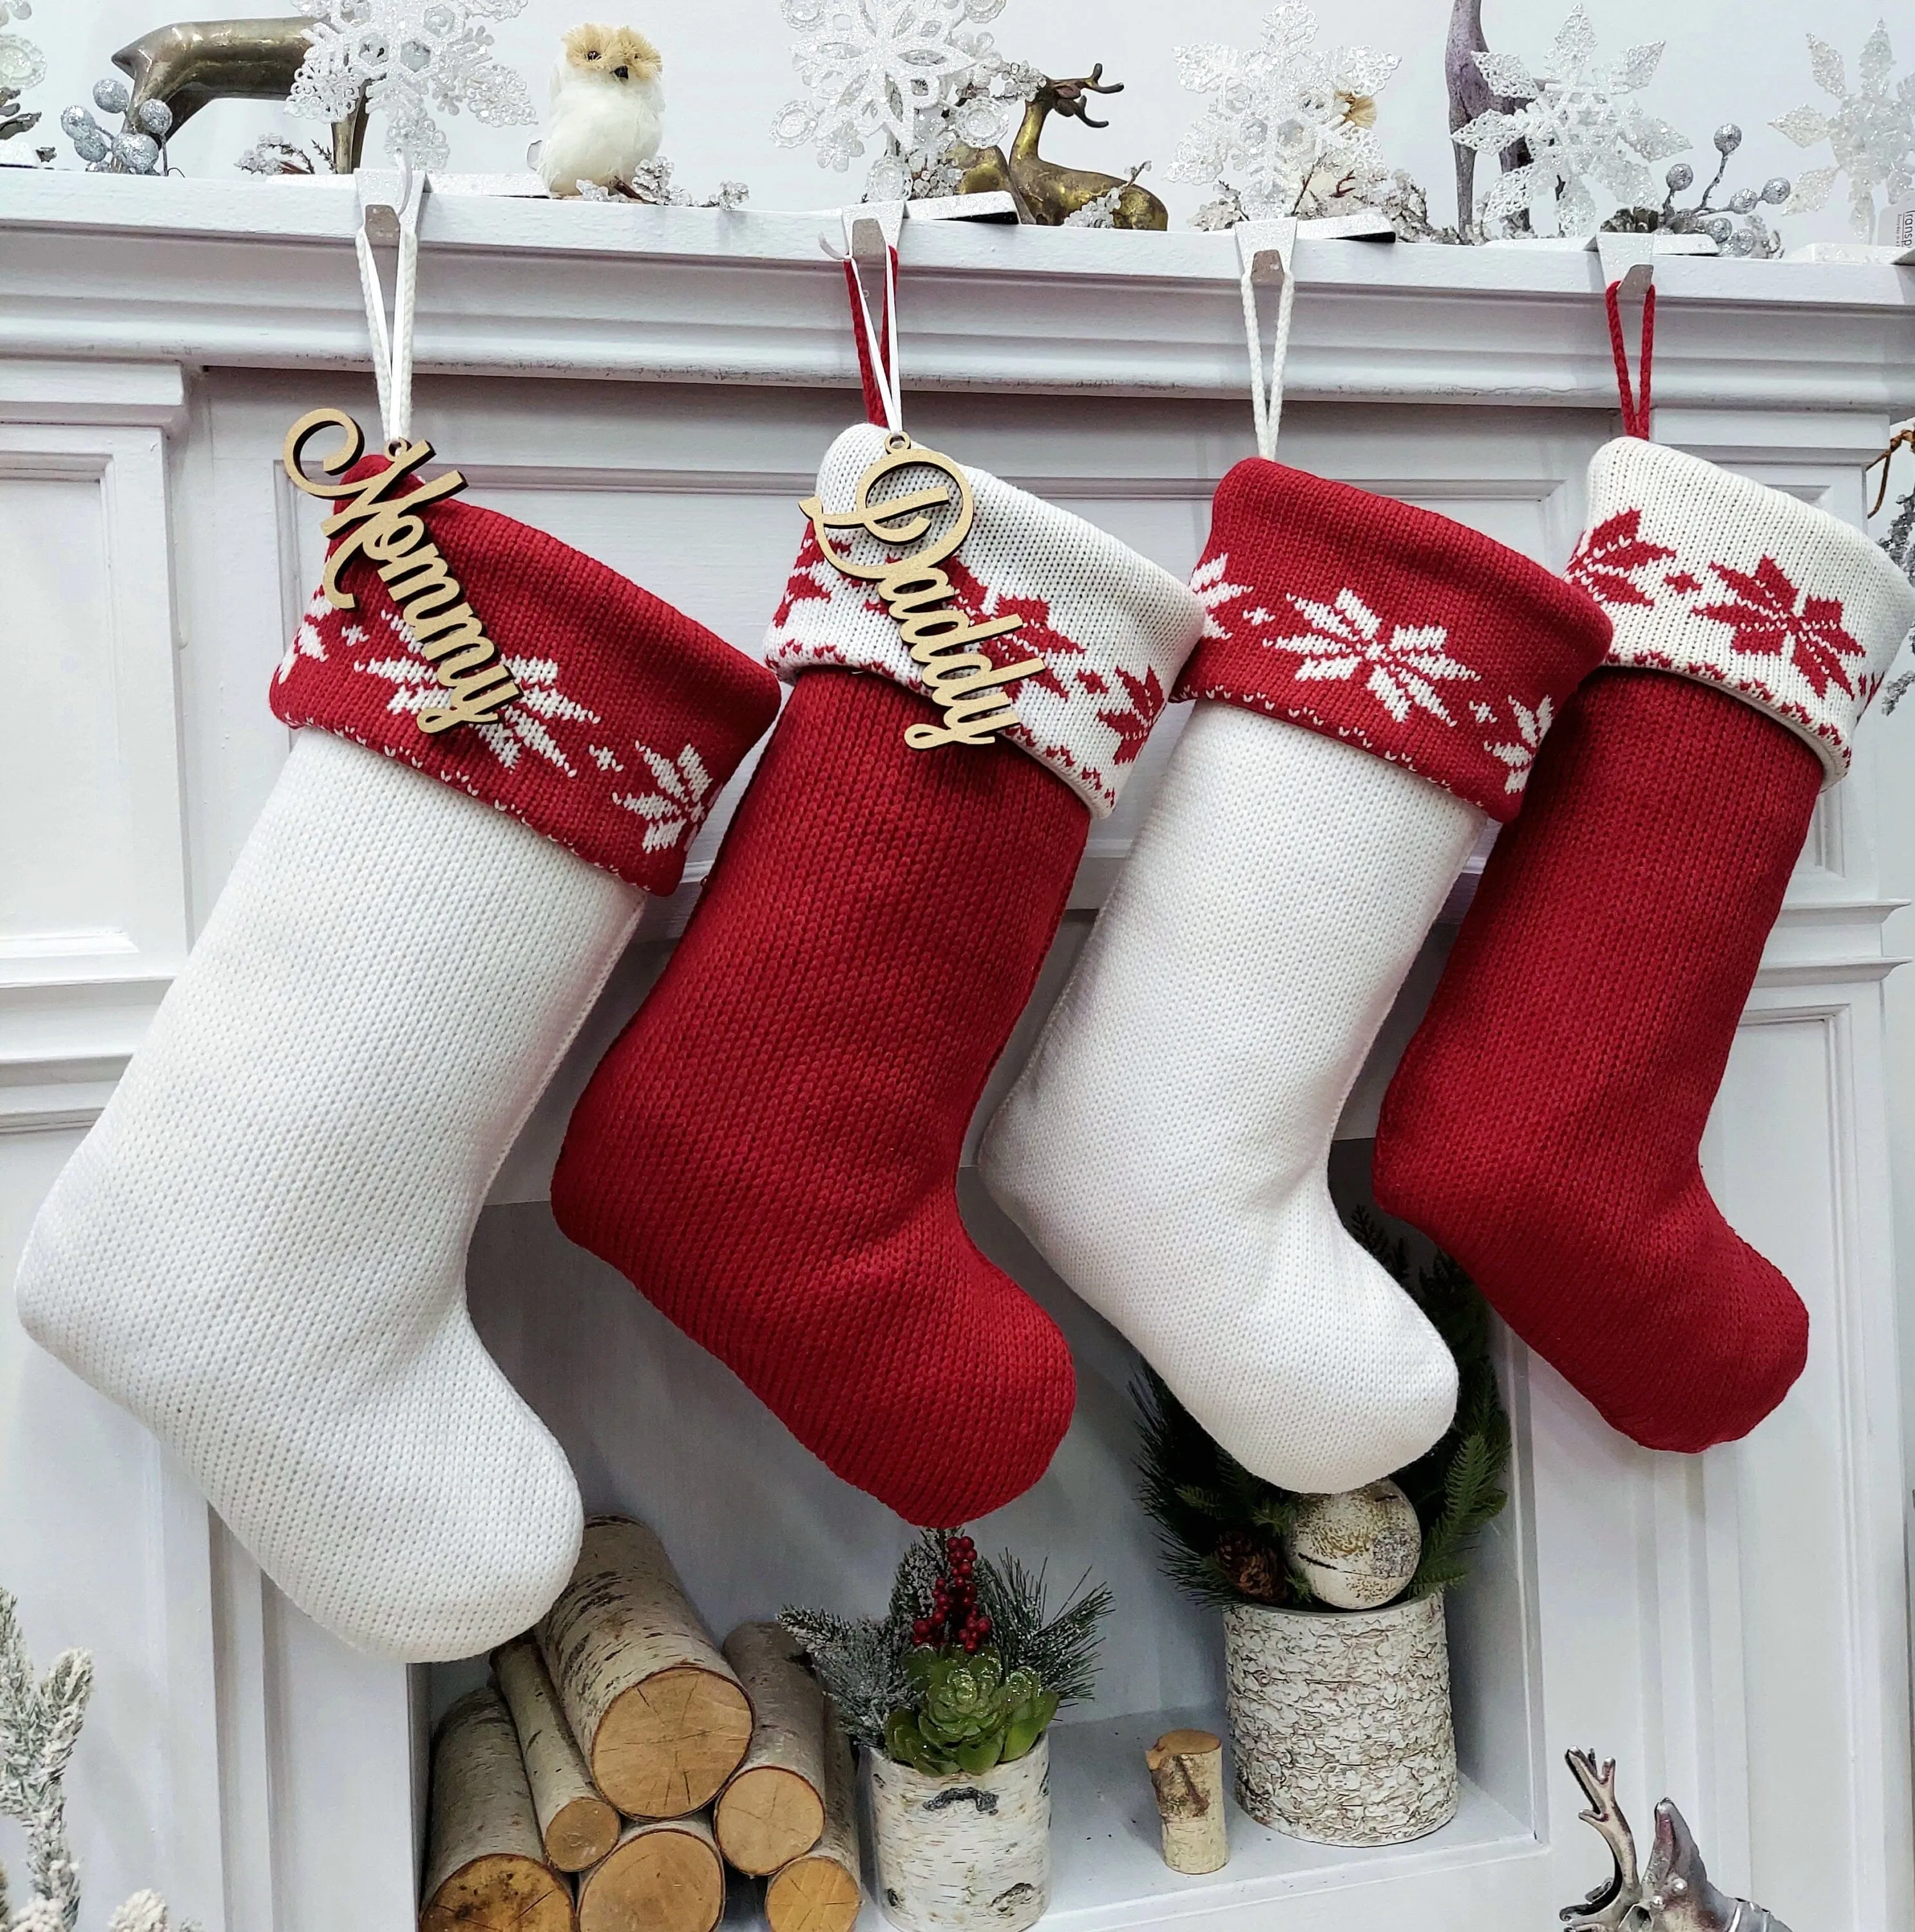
[1214,1531,1284,1604]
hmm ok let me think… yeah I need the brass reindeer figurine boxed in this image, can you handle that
[1560,1750,1792,1932]
[952,67,1167,229]
[111,17,367,171]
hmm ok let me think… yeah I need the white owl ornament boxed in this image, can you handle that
[537,22,663,197]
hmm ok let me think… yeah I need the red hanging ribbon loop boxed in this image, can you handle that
[1604,278,1656,440]
[841,243,900,430]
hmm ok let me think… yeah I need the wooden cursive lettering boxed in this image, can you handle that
[281,407,520,737]
[799,433,1038,751]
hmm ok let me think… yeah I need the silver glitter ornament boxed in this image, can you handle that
[1605,111,1789,254]
[1773,24,1915,236]
[112,128,158,171]
[1456,5,1690,236]
[289,0,537,166]
[63,79,172,172]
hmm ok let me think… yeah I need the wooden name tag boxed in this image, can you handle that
[283,407,520,735]
[801,435,1043,750]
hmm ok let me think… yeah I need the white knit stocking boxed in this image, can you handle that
[980,701,1472,1492]
[17,732,640,1660]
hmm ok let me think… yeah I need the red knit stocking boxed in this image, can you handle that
[1376,670,1820,1446]
[553,424,1205,1520]
[556,672,1083,1519]
[1376,437,1915,1449]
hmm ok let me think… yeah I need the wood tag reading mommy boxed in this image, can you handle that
[283,406,520,735]
[801,434,1043,750]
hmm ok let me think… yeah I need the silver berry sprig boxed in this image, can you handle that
[1601,124,1790,257]
[60,76,173,173]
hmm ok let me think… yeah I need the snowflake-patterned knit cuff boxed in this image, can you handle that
[271,462,782,894]
[764,422,1206,818]
[1567,438,1915,787]
[1173,459,1613,822]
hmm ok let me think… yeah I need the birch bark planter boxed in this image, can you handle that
[1223,1595,1458,1847]
[866,1738,1051,1932]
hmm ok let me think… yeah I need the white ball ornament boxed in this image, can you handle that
[1281,1479,1422,1610]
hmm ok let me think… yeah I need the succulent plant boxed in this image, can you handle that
[784,1528,1107,1770]
[884,1648,1059,1776]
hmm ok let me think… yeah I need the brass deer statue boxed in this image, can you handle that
[951,67,1167,229]
[111,17,367,171]
[1560,1750,1793,1932]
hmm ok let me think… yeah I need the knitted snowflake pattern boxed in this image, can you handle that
[613,744,714,853]
[1259,587,1478,726]
[1168,4,1400,221]
[1772,22,1915,238]
[1454,4,1689,238]
[287,0,535,167]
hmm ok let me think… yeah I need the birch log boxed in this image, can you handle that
[575,1814,725,1932]
[1145,1729,1227,1875]
[714,1622,827,1875]
[764,1702,861,1932]
[420,1685,575,1932]
[866,1736,1051,1932]
[536,1517,754,1819]
[495,1634,622,1872]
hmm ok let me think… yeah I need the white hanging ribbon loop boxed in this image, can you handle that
[355,157,424,451]
[1237,217,1299,463]
[837,200,906,437]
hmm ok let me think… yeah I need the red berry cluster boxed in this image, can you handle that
[910,1532,994,1653]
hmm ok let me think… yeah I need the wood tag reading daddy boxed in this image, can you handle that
[283,406,520,735]
[801,435,1043,750]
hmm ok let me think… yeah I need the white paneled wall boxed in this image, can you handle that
[1,193,1911,1930]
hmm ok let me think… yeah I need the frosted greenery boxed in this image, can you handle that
[0,1587,196,1932]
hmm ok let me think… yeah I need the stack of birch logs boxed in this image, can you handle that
[421,1517,863,1932]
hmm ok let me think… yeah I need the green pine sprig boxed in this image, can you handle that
[1134,1210,1510,1611]
[785,1531,1112,1750]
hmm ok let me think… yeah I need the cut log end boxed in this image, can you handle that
[419,1853,574,1932]
[1146,1728,1227,1876]
[594,1665,754,1818]
[578,1823,725,1932]
[765,1854,861,1932]
[493,1635,621,1873]
[547,1792,623,1873]
[715,1764,828,1876]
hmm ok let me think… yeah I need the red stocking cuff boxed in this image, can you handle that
[1175,459,1612,821]
[272,460,782,894]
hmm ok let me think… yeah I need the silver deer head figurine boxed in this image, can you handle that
[1559,1750,1794,1932]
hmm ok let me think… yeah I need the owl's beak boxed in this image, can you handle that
[613,63,629,79]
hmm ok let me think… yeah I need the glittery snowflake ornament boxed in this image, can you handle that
[772,0,1025,196]
[1169,4,1400,221]
[1454,4,1688,238]
[289,0,536,167]
[1771,22,1915,238]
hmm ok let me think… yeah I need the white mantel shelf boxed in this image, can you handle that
[3,171,1914,408]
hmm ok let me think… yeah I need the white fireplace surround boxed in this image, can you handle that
[3,172,1914,1932]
